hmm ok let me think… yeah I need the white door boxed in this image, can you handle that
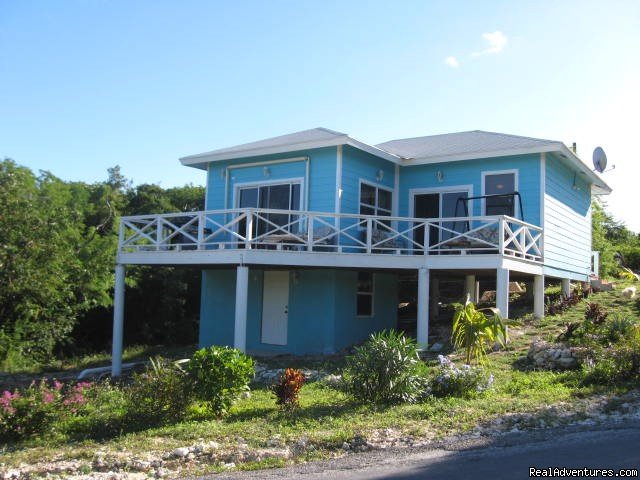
[261,271,289,345]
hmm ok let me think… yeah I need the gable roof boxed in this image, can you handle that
[180,127,611,194]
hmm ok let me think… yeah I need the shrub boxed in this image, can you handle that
[546,292,582,316]
[271,368,305,410]
[586,326,640,384]
[63,381,129,440]
[126,356,192,428]
[603,316,636,343]
[342,330,426,405]
[585,302,608,325]
[451,297,507,365]
[431,355,493,398]
[186,346,254,416]
[0,379,91,442]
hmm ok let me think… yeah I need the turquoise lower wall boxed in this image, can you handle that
[199,268,398,354]
[333,271,398,350]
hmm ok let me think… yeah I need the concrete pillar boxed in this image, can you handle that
[561,278,571,298]
[234,266,249,352]
[417,267,430,348]
[475,280,480,304]
[533,274,545,319]
[496,268,510,319]
[464,275,476,303]
[111,264,125,377]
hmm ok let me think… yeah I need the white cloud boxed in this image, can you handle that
[472,31,507,56]
[444,56,460,68]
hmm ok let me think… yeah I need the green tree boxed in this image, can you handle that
[0,160,114,366]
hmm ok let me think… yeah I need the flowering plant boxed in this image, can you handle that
[431,355,494,398]
[0,379,92,442]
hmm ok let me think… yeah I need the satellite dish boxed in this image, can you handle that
[593,147,608,173]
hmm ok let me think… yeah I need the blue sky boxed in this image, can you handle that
[1,1,639,231]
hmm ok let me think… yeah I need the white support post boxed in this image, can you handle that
[111,264,125,377]
[561,278,571,298]
[156,218,162,251]
[307,214,314,252]
[533,274,545,319]
[464,275,476,302]
[197,211,205,249]
[592,251,600,277]
[417,267,430,349]
[475,281,480,304]
[496,268,510,319]
[245,212,253,249]
[366,218,372,254]
[234,266,249,352]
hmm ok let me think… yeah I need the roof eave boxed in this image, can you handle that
[400,144,563,166]
[180,135,350,166]
[557,144,612,195]
[180,135,402,167]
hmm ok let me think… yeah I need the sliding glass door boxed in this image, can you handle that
[413,190,468,248]
[238,182,301,239]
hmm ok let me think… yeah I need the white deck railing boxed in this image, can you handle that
[118,208,543,262]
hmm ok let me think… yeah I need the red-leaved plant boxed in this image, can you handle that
[271,368,305,410]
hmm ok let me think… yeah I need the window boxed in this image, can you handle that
[356,272,374,316]
[484,172,516,216]
[360,182,392,223]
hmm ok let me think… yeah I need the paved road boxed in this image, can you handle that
[206,423,640,480]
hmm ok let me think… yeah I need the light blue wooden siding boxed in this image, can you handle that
[333,271,398,351]
[340,145,396,215]
[199,268,397,354]
[398,154,542,225]
[205,147,337,212]
[543,154,592,280]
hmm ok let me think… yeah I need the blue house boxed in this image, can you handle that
[111,128,611,373]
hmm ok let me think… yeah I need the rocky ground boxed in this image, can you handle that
[2,382,639,480]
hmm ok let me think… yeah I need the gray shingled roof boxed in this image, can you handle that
[183,127,347,160]
[376,130,560,160]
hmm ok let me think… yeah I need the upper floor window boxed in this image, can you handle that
[483,172,516,217]
[359,182,392,218]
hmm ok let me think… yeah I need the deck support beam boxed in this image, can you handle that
[561,278,571,298]
[111,264,125,377]
[533,274,545,319]
[464,275,476,303]
[496,268,510,319]
[417,267,430,348]
[234,265,249,352]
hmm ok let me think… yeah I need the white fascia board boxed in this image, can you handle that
[346,139,403,163]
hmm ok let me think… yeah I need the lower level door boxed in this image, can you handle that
[261,271,289,345]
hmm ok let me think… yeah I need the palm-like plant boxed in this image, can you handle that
[451,295,508,365]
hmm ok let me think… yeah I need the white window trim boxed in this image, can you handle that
[356,271,375,318]
[223,156,309,210]
[408,185,474,219]
[358,179,394,226]
[481,169,519,217]
[233,177,305,210]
